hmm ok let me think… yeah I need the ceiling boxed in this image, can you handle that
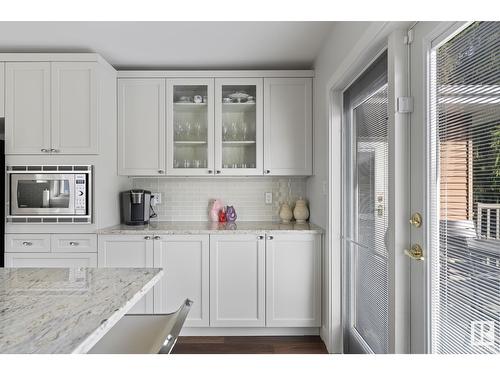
[0,22,334,70]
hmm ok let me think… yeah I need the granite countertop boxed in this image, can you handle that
[97,221,324,235]
[0,267,163,354]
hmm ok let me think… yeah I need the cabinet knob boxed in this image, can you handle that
[50,148,59,153]
[69,241,79,247]
[22,241,33,246]
[158,169,164,174]
[208,170,213,174]
[267,235,274,240]
[216,170,221,174]
[41,149,49,153]
[265,170,271,174]
[257,235,264,240]
[153,235,161,240]
[144,236,152,240]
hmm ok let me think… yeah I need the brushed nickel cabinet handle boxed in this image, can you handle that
[265,170,271,174]
[41,149,49,153]
[69,241,79,246]
[22,241,33,246]
[153,235,161,240]
[257,235,264,240]
[208,170,213,174]
[216,170,221,174]
[144,236,152,240]
[158,169,165,174]
[50,148,59,153]
[267,235,274,240]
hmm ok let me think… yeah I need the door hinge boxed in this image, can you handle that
[397,96,414,114]
[404,29,414,45]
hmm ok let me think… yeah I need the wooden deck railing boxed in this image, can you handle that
[477,203,500,239]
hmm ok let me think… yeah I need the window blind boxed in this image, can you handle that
[430,21,500,354]
[343,52,389,354]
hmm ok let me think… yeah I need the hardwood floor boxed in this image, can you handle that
[171,336,328,354]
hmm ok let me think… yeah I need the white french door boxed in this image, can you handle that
[410,21,500,353]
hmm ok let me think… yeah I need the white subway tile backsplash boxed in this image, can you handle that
[132,177,307,222]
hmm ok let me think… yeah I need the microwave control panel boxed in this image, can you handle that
[75,174,87,214]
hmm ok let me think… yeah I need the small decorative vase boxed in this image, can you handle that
[218,208,227,223]
[279,202,293,223]
[293,197,309,223]
[226,206,237,222]
[208,199,224,222]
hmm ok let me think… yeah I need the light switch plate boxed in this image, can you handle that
[265,192,273,205]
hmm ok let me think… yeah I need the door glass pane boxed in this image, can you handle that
[343,51,389,354]
[221,85,257,169]
[429,22,500,354]
[173,85,208,169]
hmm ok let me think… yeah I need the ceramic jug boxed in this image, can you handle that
[279,202,293,223]
[293,197,309,223]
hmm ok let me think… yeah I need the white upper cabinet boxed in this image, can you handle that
[210,234,266,327]
[5,62,51,154]
[266,233,321,327]
[5,61,99,155]
[51,62,98,154]
[166,78,214,176]
[215,78,263,176]
[118,79,166,176]
[0,62,4,117]
[98,235,154,314]
[153,235,209,326]
[264,77,313,175]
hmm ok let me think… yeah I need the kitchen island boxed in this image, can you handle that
[0,267,163,354]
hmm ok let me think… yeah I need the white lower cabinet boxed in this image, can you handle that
[266,233,321,327]
[98,235,154,314]
[153,235,209,327]
[95,232,321,329]
[4,252,97,268]
[209,234,266,327]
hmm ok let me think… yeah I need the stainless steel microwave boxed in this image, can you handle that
[7,165,92,223]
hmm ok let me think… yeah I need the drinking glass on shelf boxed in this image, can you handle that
[174,160,180,168]
[184,121,192,141]
[223,164,229,169]
[222,123,228,141]
[194,122,202,140]
[183,160,191,168]
[230,122,238,141]
[193,160,201,168]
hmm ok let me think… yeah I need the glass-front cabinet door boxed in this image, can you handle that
[166,78,214,175]
[215,78,263,175]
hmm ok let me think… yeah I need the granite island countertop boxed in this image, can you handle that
[0,267,163,354]
[97,221,324,235]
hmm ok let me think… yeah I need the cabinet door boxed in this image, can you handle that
[166,78,214,176]
[153,235,209,326]
[5,62,51,154]
[264,77,312,175]
[214,78,264,176]
[4,252,97,268]
[210,234,266,327]
[266,233,321,327]
[118,79,166,176]
[98,235,154,313]
[0,62,4,117]
[51,62,98,154]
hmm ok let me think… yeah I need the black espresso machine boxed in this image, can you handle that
[120,189,155,225]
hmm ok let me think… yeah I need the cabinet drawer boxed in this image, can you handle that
[5,234,51,253]
[51,234,97,253]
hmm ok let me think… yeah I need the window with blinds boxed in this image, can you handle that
[430,21,500,354]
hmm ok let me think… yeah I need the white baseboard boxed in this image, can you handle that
[180,327,320,336]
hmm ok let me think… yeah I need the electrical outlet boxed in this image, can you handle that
[151,192,161,205]
[265,192,273,205]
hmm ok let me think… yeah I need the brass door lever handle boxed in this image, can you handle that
[404,244,424,261]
